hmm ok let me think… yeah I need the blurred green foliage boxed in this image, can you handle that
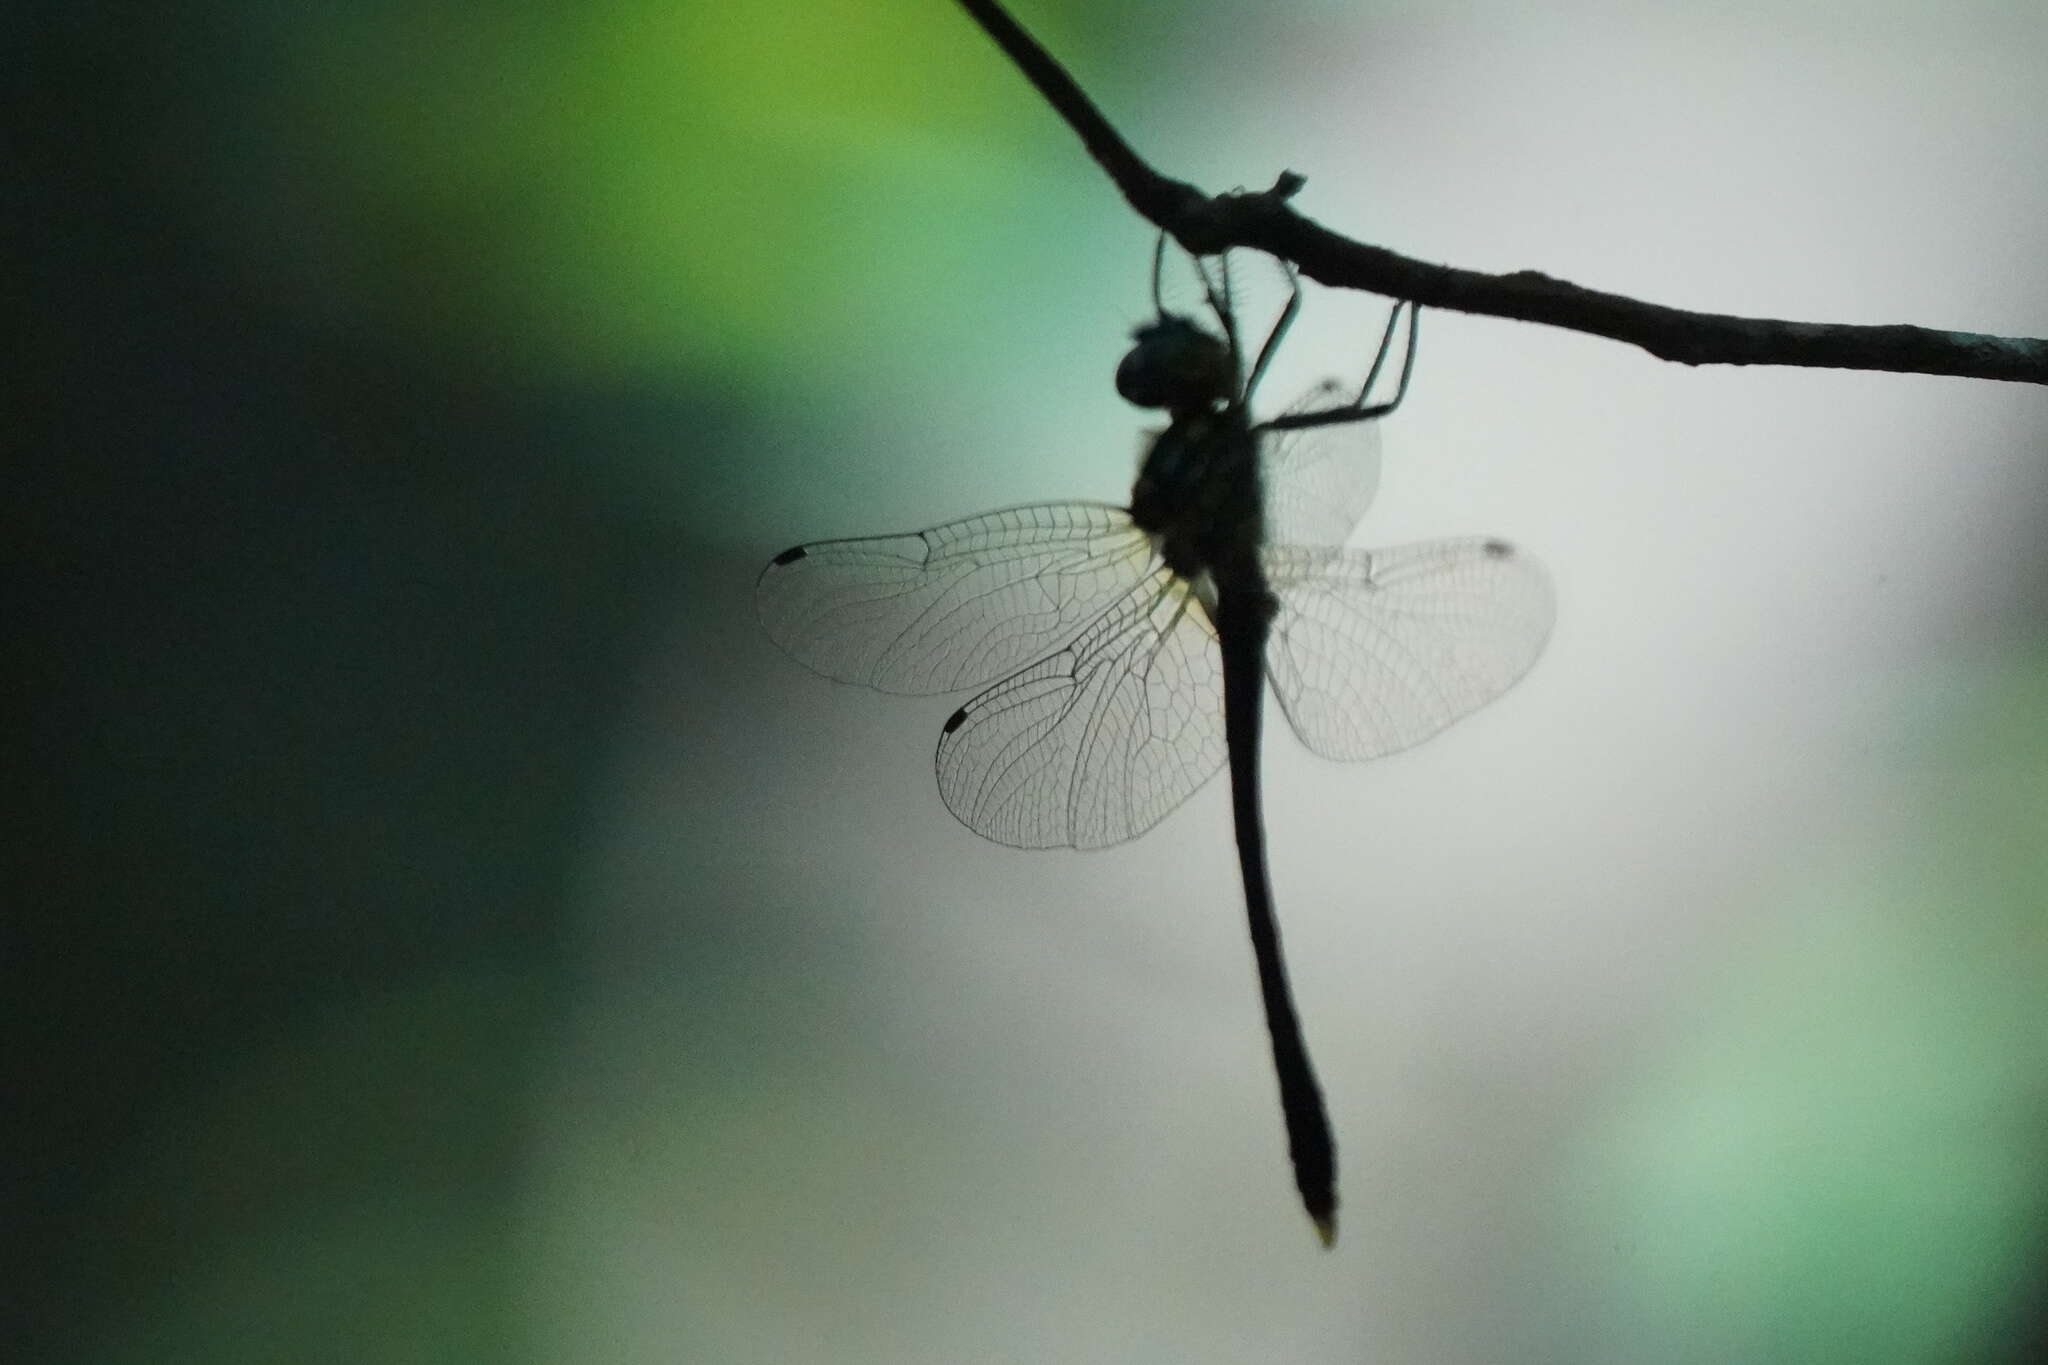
[1565,654,2048,1363]
[195,0,1095,385]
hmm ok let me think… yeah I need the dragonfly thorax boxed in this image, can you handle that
[1131,405,1266,585]
[1116,314,1234,416]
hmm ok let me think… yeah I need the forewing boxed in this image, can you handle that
[1263,538,1553,761]
[756,503,1153,695]
[1259,386,1382,549]
[935,567,1226,849]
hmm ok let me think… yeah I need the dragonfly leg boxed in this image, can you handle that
[1199,252,1243,381]
[1353,298,1418,415]
[1258,301,1420,432]
[1175,248,1243,383]
[1245,258,1302,407]
[1148,229,1169,316]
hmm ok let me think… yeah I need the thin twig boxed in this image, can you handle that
[953,0,2048,386]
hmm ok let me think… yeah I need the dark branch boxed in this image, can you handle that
[953,0,2048,386]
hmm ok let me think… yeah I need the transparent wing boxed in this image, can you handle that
[756,503,1153,695]
[1263,537,1553,761]
[936,566,1226,850]
[1259,385,1382,549]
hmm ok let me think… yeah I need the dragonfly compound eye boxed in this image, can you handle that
[1116,316,1232,412]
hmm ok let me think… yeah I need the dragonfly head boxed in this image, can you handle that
[1117,315,1233,414]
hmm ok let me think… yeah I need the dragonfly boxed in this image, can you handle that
[756,240,1554,1244]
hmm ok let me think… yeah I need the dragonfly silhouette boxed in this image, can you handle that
[757,241,1553,1243]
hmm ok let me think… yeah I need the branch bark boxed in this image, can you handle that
[954,0,2048,386]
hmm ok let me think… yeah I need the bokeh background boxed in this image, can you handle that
[13,1,2048,1361]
